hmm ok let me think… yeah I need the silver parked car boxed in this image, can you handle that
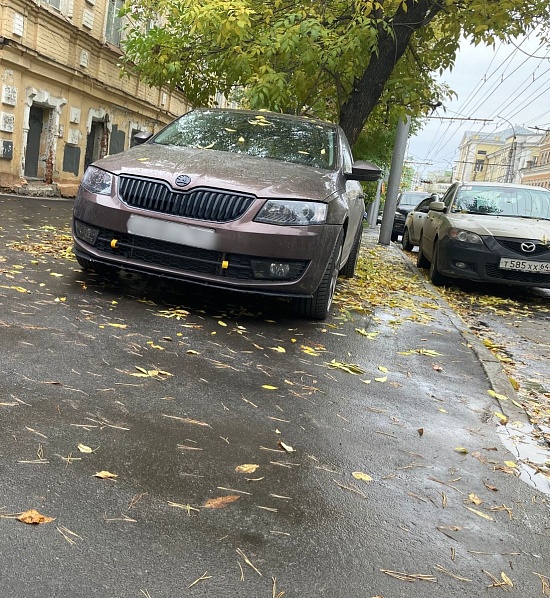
[72,108,381,319]
[417,181,550,287]
[402,194,439,250]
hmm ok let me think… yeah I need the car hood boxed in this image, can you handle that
[94,144,341,201]
[447,213,550,240]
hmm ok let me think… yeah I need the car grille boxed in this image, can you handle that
[494,237,550,257]
[88,225,308,282]
[485,263,550,283]
[118,176,255,222]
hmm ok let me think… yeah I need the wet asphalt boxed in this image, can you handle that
[0,195,549,597]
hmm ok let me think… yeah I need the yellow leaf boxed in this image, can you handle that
[504,461,517,468]
[468,493,482,505]
[94,470,118,479]
[262,385,278,390]
[374,376,387,383]
[508,377,519,390]
[487,390,508,401]
[454,447,468,454]
[50,272,63,277]
[352,471,372,482]
[378,366,388,373]
[217,320,227,327]
[464,506,494,521]
[203,495,240,509]
[186,349,200,355]
[501,572,513,587]
[17,509,55,524]
[439,408,447,413]
[494,412,509,424]
[106,323,127,329]
[235,464,259,474]
[278,441,295,453]
[271,346,286,353]
[77,443,93,453]
[361,379,372,384]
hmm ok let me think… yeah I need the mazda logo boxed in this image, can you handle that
[175,174,191,187]
[520,242,536,253]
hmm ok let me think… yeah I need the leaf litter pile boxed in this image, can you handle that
[2,218,549,594]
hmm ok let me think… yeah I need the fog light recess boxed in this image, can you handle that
[251,260,295,280]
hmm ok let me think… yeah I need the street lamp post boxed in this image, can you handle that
[498,115,517,183]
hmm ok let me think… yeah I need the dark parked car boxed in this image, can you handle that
[417,181,550,287]
[72,108,380,319]
[391,191,431,241]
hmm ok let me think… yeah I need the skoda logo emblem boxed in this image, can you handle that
[175,174,191,187]
[520,242,536,253]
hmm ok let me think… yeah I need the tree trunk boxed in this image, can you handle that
[339,0,443,146]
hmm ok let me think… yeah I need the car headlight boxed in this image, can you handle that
[448,228,483,244]
[255,200,327,225]
[81,166,114,195]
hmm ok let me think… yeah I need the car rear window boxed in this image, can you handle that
[452,185,550,219]
[152,110,337,169]
[399,192,428,207]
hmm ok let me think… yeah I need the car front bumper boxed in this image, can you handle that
[436,235,550,288]
[72,189,341,298]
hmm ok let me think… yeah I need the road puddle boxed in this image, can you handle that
[497,422,550,495]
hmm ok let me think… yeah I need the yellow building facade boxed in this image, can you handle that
[0,0,189,196]
[520,132,550,189]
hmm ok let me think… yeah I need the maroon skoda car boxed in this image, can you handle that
[72,109,380,318]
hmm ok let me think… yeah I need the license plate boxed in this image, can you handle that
[127,214,218,251]
[499,258,550,273]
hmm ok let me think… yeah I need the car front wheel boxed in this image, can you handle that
[402,228,414,251]
[429,242,448,286]
[340,225,362,278]
[294,231,343,319]
[416,238,430,269]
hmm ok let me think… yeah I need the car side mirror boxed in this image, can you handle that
[133,131,153,145]
[429,201,446,212]
[345,160,382,182]
[430,193,440,201]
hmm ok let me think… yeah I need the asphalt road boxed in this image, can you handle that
[1,196,549,597]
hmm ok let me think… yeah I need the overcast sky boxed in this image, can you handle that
[407,34,550,179]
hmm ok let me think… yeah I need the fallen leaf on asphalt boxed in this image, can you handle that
[94,470,118,479]
[328,359,365,375]
[374,376,387,383]
[432,364,443,372]
[488,389,508,401]
[236,548,262,576]
[162,414,211,427]
[381,569,437,582]
[17,509,55,524]
[186,349,200,355]
[484,482,498,491]
[494,412,509,424]
[352,471,372,482]
[378,366,388,373]
[271,346,286,353]
[235,464,259,474]
[454,447,468,454]
[262,385,278,390]
[203,495,240,509]
[106,323,127,329]
[77,443,93,453]
[278,441,295,453]
[188,571,212,588]
[504,461,517,468]
[417,428,424,436]
[467,493,482,505]
[464,506,494,521]
[217,320,227,327]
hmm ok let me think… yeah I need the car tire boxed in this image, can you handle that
[416,238,430,269]
[402,228,414,251]
[294,231,343,319]
[391,231,399,242]
[340,225,362,278]
[429,242,448,286]
[76,255,114,276]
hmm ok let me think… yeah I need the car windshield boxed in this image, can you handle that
[399,192,428,208]
[451,185,550,219]
[151,110,337,169]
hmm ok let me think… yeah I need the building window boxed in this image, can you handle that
[47,0,61,9]
[106,0,124,46]
[474,160,484,173]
